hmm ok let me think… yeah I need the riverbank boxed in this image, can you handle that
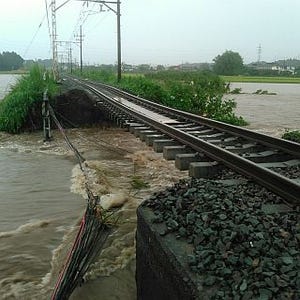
[222,75,300,84]
[0,70,27,74]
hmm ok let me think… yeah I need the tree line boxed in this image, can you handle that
[0,51,24,71]
[213,50,300,76]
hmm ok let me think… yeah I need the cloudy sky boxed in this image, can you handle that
[0,0,299,66]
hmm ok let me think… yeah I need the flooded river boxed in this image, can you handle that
[230,82,300,137]
[0,74,20,100]
[0,74,187,299]
[0,75,299,299]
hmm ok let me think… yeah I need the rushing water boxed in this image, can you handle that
[0,127,187,299]
[0,75,299,299]
[0,74,187,299]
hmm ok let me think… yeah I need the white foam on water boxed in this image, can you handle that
[70,164,88,198]
[0,219,51,239]
[100,193,128,210]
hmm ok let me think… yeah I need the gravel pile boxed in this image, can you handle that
[144,178,300,299]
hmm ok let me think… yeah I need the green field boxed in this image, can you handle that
[222,75,300,84]
[0,70,28,75]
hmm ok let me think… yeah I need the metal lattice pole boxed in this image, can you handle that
[51,0,59,80]
[42,90,51,141]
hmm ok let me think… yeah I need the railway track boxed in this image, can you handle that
[65,76,300,205]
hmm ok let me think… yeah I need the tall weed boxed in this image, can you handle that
[0,64,57,133]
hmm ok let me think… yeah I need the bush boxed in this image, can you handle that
[118,76,169,103]
[0,64,57,133]
[75,69,247,126]
[282,130,300,143]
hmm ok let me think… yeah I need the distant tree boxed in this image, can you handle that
[156,64,165,71]
[0,51,24,70]
[137,64,152,73]
[213,50,244,75]
[0,54,3,70]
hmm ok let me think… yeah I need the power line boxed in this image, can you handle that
[23,14,47,58]
[45,0,52,42]
[69,1,89,41]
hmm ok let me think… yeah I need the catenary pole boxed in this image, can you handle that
[51,0,59,80]
[117,0,121,82]
[76,0,122,81]
[80,25,83,74]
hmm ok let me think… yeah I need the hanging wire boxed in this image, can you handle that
[85,12,110,35]
[45,0,52,42]
[49,105,114,299]
[23,14,47,59]
[69,1,88,41]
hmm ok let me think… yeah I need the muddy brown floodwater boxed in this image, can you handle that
[0,127,188,299]
[0,78,299,299]
[229,82,300,137]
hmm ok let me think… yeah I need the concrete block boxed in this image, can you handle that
[139,130,158,141]
[175,153,207,171]
[136,207,204,300]
[145,135,166,146]
[129,124,145,133]
[153,139,179,153]
[189,161,221,178]
[163,146,192,161]
[133,126,150,137]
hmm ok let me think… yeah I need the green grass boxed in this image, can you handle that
[0,70,28,74]
[0,65,57,133]
[282,130,300,143]
[222,76,300,84]
[75,69,247,126]
[130,175,150,190]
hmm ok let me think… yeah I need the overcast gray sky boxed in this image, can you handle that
[0,0,299,66]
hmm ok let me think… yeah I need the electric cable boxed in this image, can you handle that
[23,14,47,59]
[45,0,52,43]
[49,105,114,299]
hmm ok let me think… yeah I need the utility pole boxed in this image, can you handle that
[69,46,73,73]
[50,0,73,80]
[75,26,84,74]
[116,0,121,82]
[51,0,59,80]
[42,90,51,141]
[80,25,83,73]
[76,0,122,81]
[57,40,78,74]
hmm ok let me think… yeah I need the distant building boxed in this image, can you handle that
[247,61,295,74]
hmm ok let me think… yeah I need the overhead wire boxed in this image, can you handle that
[69,1,88,41]
[85,12,110,35]
[22,14,47,59]
[45,0,52,43]
[49,105,114,299]
[2,4,50,97]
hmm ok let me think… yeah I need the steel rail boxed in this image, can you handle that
[89,80,300,158]
[79,81,300,205]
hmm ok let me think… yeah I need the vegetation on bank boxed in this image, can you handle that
[0,70,28,75]
[0,65,57,133]
[222,75,300,84]
[75,69,247,126]
[282,130,300,143]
